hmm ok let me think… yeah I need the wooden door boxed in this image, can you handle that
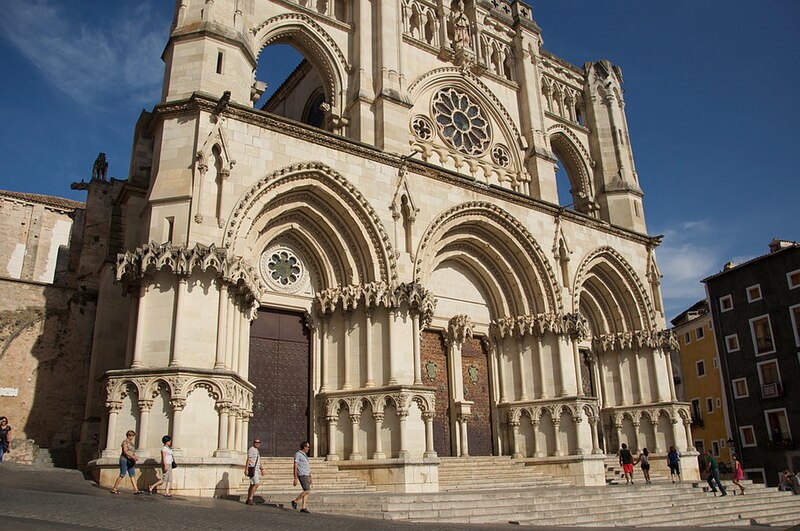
[249,308,309,457]
[421,330,452,456]
[462,337,493,456]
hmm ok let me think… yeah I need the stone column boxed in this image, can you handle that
[412,311,422,385]
[553,418,563,456]
[126,290,140,368]
[653,349,667,403]
[532,419,542,457]
[342,313,352,390]
[558,335,571,397]
[349,414,362,460]
[170,398,186,450]
[131,285,148,369]
[214,283,228,369]
[238,310,250,379]
[170,276,188,367]
[349,0,375,143]
[670,418,681,451]
[422,412,436,458]
[633,351,644,404]
[572,341,583,396]
[517,339,528,400]
[683,419,693,452]
[398,410,410,458]
[216,403,229,454]
[231,306,241,374]
[511,420,522,458]
[617,351,629,406]
[459,417,469,457]
[224,296,235,369]
[241,414,250,452]
[227,408,237,451]
[537,344,548,399]
[235,412,244,452]
[326,416,339,460]
[665,351,677,401]
[589,417,602,454]
[573,417,585,455]
[137,399,153,453]
[651,420,662,453]
[372,412,385,459]
[320,320,330,392]
[364,310,374,387]
[387,310,398,385]
[495,342,507,403]
[594,357,606,407]
[104,403,121,454]
[614,422,623,451]
[631,421,640,453]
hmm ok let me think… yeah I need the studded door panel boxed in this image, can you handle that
[462,337,493,456]
[421,330,451,457]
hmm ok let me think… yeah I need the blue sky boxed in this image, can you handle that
[1,1,797,321]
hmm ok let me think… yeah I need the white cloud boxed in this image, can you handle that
[1,0,166,108]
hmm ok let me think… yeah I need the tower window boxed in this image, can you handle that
[216,51,224,75]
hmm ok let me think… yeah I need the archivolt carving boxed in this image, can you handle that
[313,281,436,326]
[573,246,655,331]
[225,162,395,284]
[489,311,589,340]
[446,314,473,346]
[591,329,678,353]
[323,389,435,419]
[415,201,561,313]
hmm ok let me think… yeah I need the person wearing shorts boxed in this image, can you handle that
[244,439,263,505]
[111,430,142,494]
[619,443,634,484]
[291,441,312,513]
[147,435,174,496]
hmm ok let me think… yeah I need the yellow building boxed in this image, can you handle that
[672,300,732,467]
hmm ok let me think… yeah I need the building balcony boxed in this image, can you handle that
[767,437,795,451]
[761,383,784,399]
[691,416,704,428]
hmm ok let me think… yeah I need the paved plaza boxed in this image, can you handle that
[0,464,786,531]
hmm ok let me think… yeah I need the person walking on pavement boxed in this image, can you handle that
[244,439,264,505]
[636,447,652,484]
[111,430,143,494]
[291,441,312,513]
[147,435,175,497]
[704,449,727,496]
[618,443,635,484]
[667,445,682,483]
[731,455,745,495]
[0,417,11,462]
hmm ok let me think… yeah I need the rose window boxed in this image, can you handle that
[432,88,491,156]
[266,250,301,286]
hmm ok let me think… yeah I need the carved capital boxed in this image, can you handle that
[170,398,186,411]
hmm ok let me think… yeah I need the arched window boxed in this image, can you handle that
[303,92,327,129]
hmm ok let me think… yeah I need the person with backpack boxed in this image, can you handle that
[667,445,682,483]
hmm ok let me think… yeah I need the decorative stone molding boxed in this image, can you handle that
[591,329,678,353]
[489,312,588,340]
[603,403,691,427]
[322,386,435,418]
[115,242,263,315]
[313,281,436,326]
[501,397,600,425]
[446,314,473,346]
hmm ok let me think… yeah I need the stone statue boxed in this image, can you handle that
[451,0,471,51]
[91,152,108,181]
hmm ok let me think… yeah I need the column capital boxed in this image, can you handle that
[138,399,154,412]
[170,398,186,411]
[373,412,385,422]
[106,401,122,412]
[349,414,361,424]
[421,412,434,422]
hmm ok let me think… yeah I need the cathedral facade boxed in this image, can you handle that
[78,0,694,494]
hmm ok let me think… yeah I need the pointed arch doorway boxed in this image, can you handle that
[249,308,310,456]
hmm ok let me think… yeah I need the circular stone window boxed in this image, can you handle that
[259,246,309,293]
[432,88,491,156]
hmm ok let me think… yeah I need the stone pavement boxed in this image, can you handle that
[0,464,780,531]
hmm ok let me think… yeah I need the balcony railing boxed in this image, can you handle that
[761,382,783,399]
[767,437,795,450]
[691,416,704,428]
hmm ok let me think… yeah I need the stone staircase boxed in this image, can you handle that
[233,457,376,497]
[243,456,800,527]
[603,455,672,485]
[438,456,571,491]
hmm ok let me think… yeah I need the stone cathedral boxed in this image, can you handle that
[46,0,695,494]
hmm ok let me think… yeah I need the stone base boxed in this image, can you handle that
[646,450,701,482]
[86,456,246,497]
[522,454,606,487]
[336,456,440,493]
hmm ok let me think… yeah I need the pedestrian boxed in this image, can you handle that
[636,447,652,484]
[0,417,11,462]
[667,445,681,483]
[291,441,312,512]
[791,471,800,495]
[618,443,634,484]
[147,435,175,497]
[778,470,793,492]
[244,438,263,505]
[111,430,143,494]
[704,449,727,496]
[731,455,745,495]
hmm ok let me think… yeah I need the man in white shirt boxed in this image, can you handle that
[244,439,263,505]
[291,441,312,512]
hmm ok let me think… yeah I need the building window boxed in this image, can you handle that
[746,284,762,302]
[719,439,726,448]
[788,269,800,290]
[696,326,705,340]
[684,332,691,345]
[757,359,782,399]
[706,397,714,413]
[740,425,757,447]
[765,408,791,448]
[719,295,733,312]
[691,398,703,426]
[696,360,706,377]
[750,315,776,355]
[732,378,749,398]
[694,439,705,453]
[713,357,718,368]
[711,440,720,456]
[725,334,740,353]
[790,304,800,347]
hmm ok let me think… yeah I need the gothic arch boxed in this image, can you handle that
[547,125,594,209]
[573,247,654,334]
[251,13,349,120]
[414,202,561,318]
[224,163,396,289]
